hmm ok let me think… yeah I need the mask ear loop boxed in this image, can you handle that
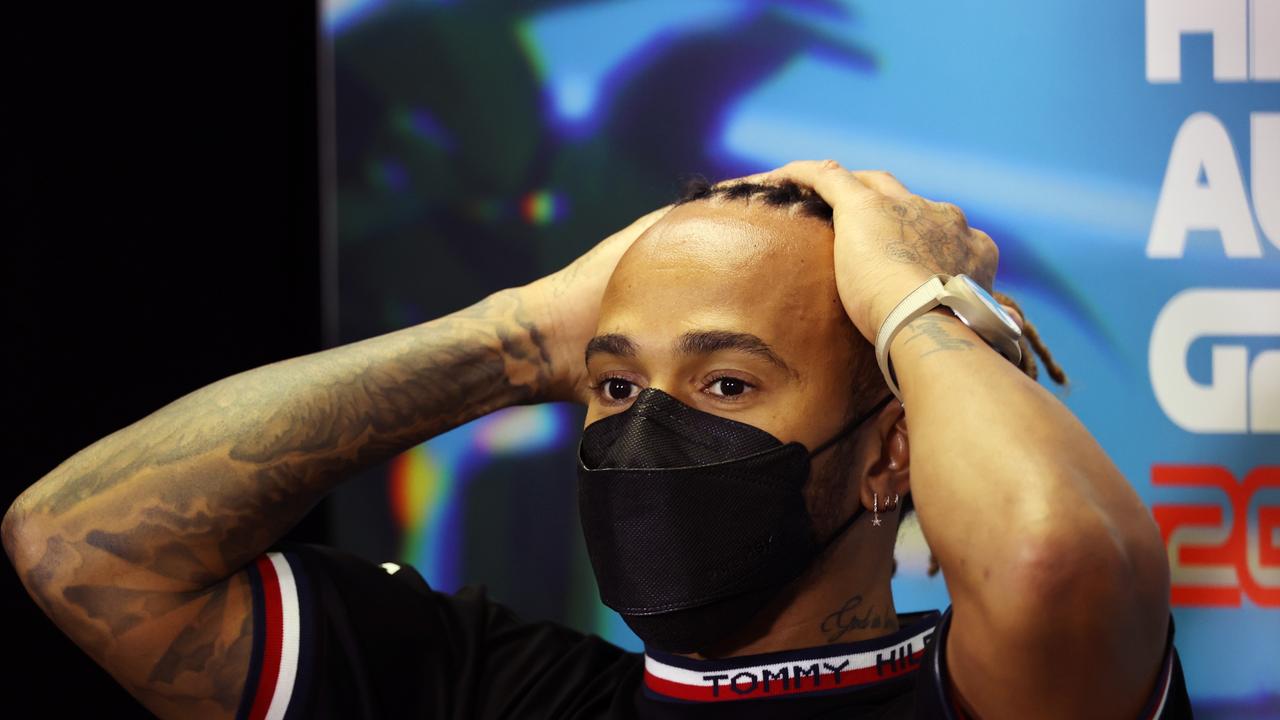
[808,393,896,459]
[805,392,897,553]
[817,502,867,553]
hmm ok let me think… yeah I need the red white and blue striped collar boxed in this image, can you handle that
[642,610,942,703]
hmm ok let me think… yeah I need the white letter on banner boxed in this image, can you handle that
[1146,0,1248,83]
[1251,350,1280,432]
[1150,289,1280,433]
[1254,0,1280,80]
[1254,113,1280,250]
[1148,113,1261,258]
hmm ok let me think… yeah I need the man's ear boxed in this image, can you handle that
[860,400,911,510]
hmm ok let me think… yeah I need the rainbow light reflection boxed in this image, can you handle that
[388,403,574,593]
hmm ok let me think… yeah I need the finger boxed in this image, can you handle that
[999,304,1025,333]
[749,159,842,185]
[971,227,997,264]
[753,159,880,208]
[721,163,912,199]
[717,170,774,186]
[711,163,794,188]
[925,199,968,227]
[638,203,675,226]
[602,204,675,248]
[852,170,912,198]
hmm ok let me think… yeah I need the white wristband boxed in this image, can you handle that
[874,274,950,404]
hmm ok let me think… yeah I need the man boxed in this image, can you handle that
[4,161,1190,719]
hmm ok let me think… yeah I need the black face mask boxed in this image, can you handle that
[576,387,894,654]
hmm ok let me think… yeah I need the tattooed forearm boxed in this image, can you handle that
[899,313,975,358]
[2,287,552,718]
[820,594,891,643]
[12,287,549,553]
[23,288,548,515]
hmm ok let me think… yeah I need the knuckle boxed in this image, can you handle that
[939,201,967,225]
[867,192,898,211]
[971,229,999,262]
[782,160,816,175]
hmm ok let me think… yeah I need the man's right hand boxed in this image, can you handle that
[517,204,672,405]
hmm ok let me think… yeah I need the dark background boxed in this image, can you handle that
[3,4,325,716]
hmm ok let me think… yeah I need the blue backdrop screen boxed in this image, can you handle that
[324,2,1280,716]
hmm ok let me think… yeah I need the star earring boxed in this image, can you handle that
[872,492,882,527]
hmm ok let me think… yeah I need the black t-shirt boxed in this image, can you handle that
[234,542,1193,720]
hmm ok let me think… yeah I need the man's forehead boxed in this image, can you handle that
[607,203,834,301]
[626,201,823,261]
[597,201,847,368]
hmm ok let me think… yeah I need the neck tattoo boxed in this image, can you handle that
[819,593,890,643]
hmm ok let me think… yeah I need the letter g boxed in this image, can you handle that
[1150,288,1280,433]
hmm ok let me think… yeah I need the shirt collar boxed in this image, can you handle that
[642,610,941,703]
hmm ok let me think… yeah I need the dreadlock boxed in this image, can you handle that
[675,174,1069,576]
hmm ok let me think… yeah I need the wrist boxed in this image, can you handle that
[882,308,970,393]
[505,280,583,404]
[857,268,938,341]
[888,307,969,355]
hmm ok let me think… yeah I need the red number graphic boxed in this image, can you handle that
[1152,465,1280,607]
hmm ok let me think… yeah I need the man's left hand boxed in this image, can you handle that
[736,160,1001,343]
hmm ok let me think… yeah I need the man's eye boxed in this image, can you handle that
[707,377,749,397]
[605,378,638,401]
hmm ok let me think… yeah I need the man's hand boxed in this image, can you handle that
[737,160,1000,342]
[517,205,672,405]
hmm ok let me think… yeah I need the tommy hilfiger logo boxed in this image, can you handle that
[643,615,939,703]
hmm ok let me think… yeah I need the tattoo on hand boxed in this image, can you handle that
[877,198,989,286]
[884,241,921,264]
[820,594,886,643]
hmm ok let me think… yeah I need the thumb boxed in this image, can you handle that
[999,304,1025,333]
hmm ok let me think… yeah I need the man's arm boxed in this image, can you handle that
[751,161,1170,720]
[889,310,1169,720]
[0,203,668,719]
[1,287,549,717]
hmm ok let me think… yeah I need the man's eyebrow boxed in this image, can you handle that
[677,330,794,375]
[585,333,638,364]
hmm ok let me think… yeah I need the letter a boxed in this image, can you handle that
[1253,113,1280,251]
[1148,113,1261,258]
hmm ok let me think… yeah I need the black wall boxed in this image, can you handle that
[3,4,325,716]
